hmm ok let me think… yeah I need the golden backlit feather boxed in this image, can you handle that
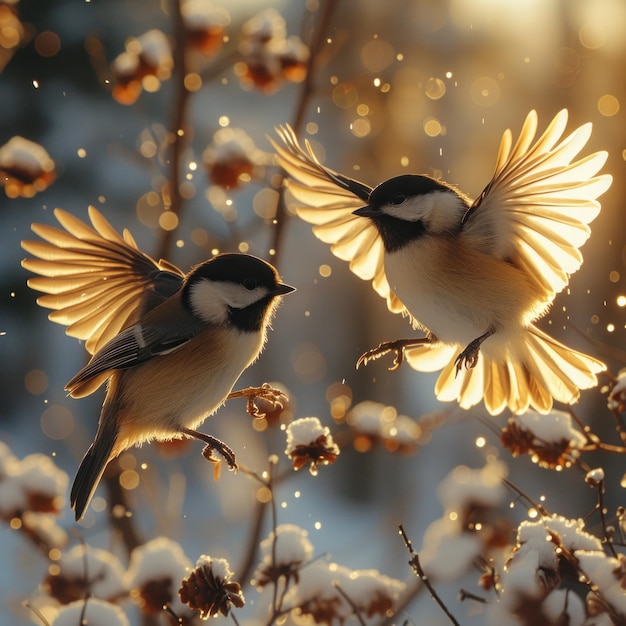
[21,207,184,355]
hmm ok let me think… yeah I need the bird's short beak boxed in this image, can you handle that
[353,205,377,217]
[274,283,296,296]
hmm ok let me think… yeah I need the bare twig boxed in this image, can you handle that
[156,0,192,261]
[398,525,460,626]
[236,499,268,586]
[501,478,551,518]
[271,0,339,265]
[333,582,367,626]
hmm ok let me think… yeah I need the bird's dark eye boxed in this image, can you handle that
[390,193,405,205]
[243,279,257,291]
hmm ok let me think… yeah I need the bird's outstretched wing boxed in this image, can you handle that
[65,294,206,398]
[462,109,612,299]
[21,206,185,355]
[271,125,406,315]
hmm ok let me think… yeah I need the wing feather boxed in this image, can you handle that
[272,125,405,315]
[464,109,612,298]
[21,206,185,354]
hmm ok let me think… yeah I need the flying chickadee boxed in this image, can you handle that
[272,110,612,415]
[21,207,294,520]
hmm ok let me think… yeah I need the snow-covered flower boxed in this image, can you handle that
[420,462,509,581]
[346,400,422,454]
[202,127,265,190]
[111,30,173,104]
[43,544,127,605]
[0,448,68,520]
[488,515,611,624]
[236,8,309,92]
[486,551,587,626]
[501,409,587,469]
[511,515,602,575]
[182,0,230,59]
[0,136,55,198]
[576,551,626,621]
[179,555,244,619]
[50,598,130,626]
[253,524,314,588]
[283,560,404,624]
[126,537,193,616]
[284,417,339,475]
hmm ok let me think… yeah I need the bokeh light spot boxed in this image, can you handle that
[332,82,358,109]
[360,38,395,72]
[598,94,619,117]
[25,369,48,395]
[425,77,446,100]
[40,405,74,440]
[470,76,500,106]
[35,31,61,57]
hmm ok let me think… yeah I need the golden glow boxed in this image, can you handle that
[598,94,619,116]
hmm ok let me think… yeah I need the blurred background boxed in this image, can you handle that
[1,0,624,623]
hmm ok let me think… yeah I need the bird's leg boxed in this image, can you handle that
[454,326,496,375]
[179,426,238,471]
[356,337,433,371]
[227,383,287,418]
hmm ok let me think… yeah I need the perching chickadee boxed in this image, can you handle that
[21,207,294,520]
[272,110,612,415]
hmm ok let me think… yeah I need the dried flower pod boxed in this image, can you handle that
[500,410,586,469]
[202,127,265,189]
[44,545,126,605]
[346,400,422,454]
[0,136,55,198]
[126,537,192,616]
[285,417,339,475]
[253,524,313,588]
[236,8,308,92]
[283,560,404,624]
[182,0,230,58]
[179,555,244,619]
[111,30,173,104]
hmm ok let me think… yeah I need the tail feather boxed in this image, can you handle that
[70,418,118,521]
[406,326,604,415]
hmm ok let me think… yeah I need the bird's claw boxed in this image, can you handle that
[228,383,288,419]
[201,437,238,472]
[180,426,239,472]
[454,343,481,375]
[356,342,406,371]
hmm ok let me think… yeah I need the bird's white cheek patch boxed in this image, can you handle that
[189,281,230,324]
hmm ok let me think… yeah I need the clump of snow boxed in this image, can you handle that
[50,598,129,626]
[253,524,314,588]
[126,537,192,615]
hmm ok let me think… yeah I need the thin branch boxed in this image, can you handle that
[236,499,269,586]
[156,0,192,261]
[271,0,339,265]
[334,583,367,626]
[398,525,460,626]
[501,478,551,518]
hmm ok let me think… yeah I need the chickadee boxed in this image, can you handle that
[21,207,294,520]
[272,110,611,415]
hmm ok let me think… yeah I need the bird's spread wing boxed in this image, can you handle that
[271,125,406,315]
[65,295,204,397]
[462,109,612,298]
[21,206,185,354]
